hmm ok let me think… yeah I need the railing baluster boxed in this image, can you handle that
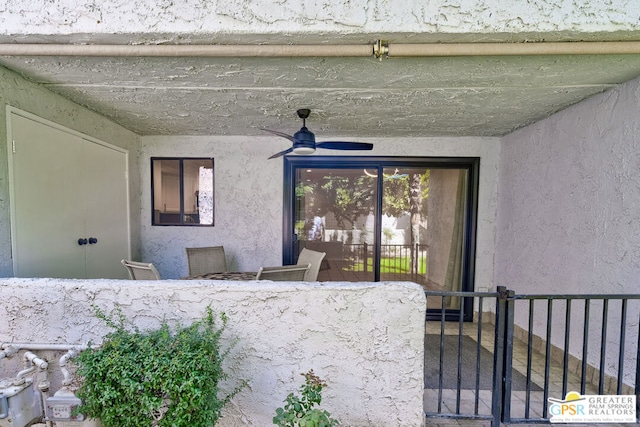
[525,299,534,418]
[562,299,571,398]
[502,289,515,424]
[491,286,508,427]
[617,299,627,394]
[456,295,464,413]
[437,296,446,413]
[581,299,590,395]
[542,299,552,419]
[599,299,609,395]
[475,296,483,414]
[636,313,640,422]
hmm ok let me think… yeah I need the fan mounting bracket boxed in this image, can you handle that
[296,108,311,119]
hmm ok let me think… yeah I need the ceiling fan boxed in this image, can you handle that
[262,108,374,159]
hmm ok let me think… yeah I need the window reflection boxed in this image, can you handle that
[152,158,214,226]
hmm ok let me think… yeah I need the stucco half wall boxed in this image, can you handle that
[0,278,426,427]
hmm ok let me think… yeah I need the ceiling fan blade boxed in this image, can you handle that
[261,128,295,142]
[268,147,294,159]
[316,141,374,151]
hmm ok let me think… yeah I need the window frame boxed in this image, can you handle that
[150,157,215,227]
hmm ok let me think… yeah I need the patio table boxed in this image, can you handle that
[182,271,257,280]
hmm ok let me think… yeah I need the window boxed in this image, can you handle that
[151,158,214,226]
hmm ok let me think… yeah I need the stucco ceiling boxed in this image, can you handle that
[2,32,640,138]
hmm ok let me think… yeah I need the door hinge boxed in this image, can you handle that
[12,140,16,154]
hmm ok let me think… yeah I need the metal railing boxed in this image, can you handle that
[504,291,640,424]
[342,243,428,276]
[424,287,640,426]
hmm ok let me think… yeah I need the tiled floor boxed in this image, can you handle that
[424,322,636,426]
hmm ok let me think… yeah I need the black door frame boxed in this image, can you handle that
[283,155,480,319]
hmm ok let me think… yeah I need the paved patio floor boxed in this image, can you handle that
[424,322,636,427]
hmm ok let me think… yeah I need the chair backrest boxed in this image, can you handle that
[121,259,161,280]
[296,248,327,281]
[256,263,311,281]
[185,246,227,275]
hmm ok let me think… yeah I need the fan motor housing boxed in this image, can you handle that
[293,127,316,154]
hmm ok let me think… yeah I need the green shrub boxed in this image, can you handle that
[74,306,243,427]
[273,370,340,427]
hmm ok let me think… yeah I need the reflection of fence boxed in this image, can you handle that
[343,243,428,275]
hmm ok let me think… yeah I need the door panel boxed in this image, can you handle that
[11,114,86,278]
[378,167,468,296]
[423,168,467,294]
[83,139,130,279]
[379,167,430,284]
[294,168,377,282]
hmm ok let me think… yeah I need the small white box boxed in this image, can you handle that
[45,393,84,421]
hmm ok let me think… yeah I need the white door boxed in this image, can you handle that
[10,114,86,278]
[82,138,130,279]
[9,110,130,278]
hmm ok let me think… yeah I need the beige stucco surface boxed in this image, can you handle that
[496,75,640,385]
[0,278,426,427]
[497,77,640,295]
[2,0,640,139]
[2,0,639,39]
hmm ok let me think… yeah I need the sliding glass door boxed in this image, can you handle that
[283,156,478,314]
[292,167,378,282]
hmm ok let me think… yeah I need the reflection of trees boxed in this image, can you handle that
[320,175,374,229]
[382,171,430,247]
[382,171,430,218]
[296,170,430,247]
[381,171,430,275]
[296,174,374,242]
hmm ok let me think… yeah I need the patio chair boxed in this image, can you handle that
[296,248,326,281]
[256,263,311,281]
[121,259,161,280]
[185,246,227,276]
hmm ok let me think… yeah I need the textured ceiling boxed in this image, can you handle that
[2,36,640,138]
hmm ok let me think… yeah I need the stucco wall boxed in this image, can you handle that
[1,0,638,40]
[0,66,142,278]
[497,76,640,295]
[141,135,500,287]
[0,278,426,427]
[496,76,640,382]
